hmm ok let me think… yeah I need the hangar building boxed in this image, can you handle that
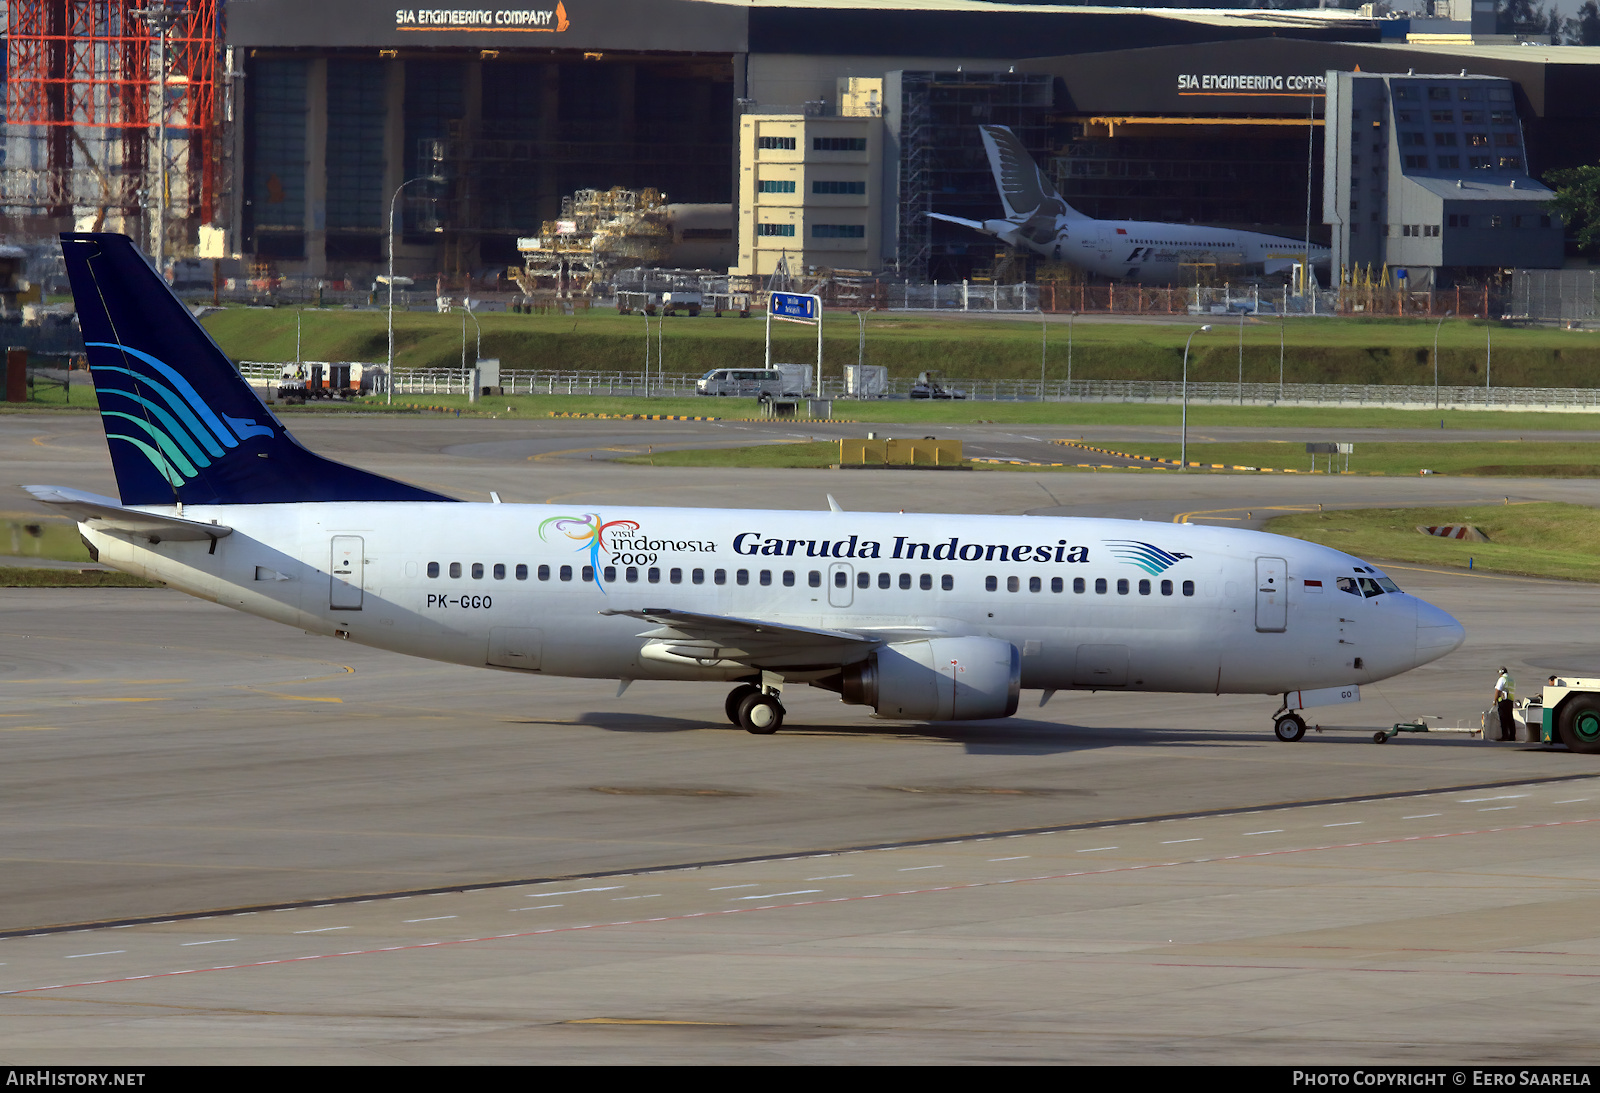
[216,0,1600,285]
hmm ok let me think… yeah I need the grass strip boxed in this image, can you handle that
[0,566,162,588]
[1265,501,1600,582]
[1096,440,1600,477]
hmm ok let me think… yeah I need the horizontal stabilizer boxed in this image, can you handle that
[21,484,232,542]
[928,212,988,232]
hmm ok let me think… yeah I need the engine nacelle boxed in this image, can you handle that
[839,637,1020,721]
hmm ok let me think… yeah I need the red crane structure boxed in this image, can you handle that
[3,0,221,242]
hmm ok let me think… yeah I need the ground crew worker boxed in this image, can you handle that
[1493,667,1516,741]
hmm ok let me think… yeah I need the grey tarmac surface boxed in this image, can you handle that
[3,411,1600,1064]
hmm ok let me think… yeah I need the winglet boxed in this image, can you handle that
[827,494,844,512]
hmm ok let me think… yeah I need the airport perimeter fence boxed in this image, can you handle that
[1507,269,1600,324]
[235,362,1600,411]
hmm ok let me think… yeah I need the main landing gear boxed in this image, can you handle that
[1272,709,1307,742]
[724,682,785,735]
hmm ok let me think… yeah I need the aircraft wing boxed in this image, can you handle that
[21,484,233,542]
[600,606,881,670]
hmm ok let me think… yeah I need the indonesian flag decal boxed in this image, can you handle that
[1116,228,1127,235]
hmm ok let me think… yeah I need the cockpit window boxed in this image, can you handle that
[1338,573,1402,597]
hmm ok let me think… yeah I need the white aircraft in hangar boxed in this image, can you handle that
[930,125,1332,285]
[27,233,1457,740]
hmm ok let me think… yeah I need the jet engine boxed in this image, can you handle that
[834,637,1020,721]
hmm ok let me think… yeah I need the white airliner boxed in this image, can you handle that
[27,233,1458,740]
[931,125,1332,285]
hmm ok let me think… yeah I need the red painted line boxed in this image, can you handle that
[4,817,1593,996]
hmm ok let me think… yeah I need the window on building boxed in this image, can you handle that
[1401,132,1425,146]
[812,224,865,239]
[1428,86,1450,101]
[757,223,796,237]
[1431,110,1454,124]
[1495,132,1520,147]
[812,136,867,151]
[758,179,796,193]
[1404,155,1428,169]
[1433,132,1457,147]
[758,135,797,150]
[1438,155,1460,169]
[812,180,866,194]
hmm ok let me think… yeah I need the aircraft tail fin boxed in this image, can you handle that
[60,233,454,507]
[978,125,1087,224]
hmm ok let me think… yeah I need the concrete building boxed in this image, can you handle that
[734,89,883,278]
[1323,70,1562,288]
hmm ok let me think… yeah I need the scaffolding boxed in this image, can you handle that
[894,70,1051,283]
[511,187,672,297]
[2,0,221,246]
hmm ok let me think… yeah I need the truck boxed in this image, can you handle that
[1528,678,1600,753]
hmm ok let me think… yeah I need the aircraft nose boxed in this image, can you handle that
[1415,598,1465,663]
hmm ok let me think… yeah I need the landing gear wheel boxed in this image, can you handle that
[1373,731,1389,744]
[1273,712,1307,742]
[725,684,760,726]
[739,692,784,735]
[1558,696,1600,754]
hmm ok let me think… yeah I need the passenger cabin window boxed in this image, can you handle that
[449,562,462,579]
[427,562,440,578]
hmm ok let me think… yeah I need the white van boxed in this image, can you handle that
[695,368,791,398]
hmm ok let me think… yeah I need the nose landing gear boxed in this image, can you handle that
[1272,709,1307,742]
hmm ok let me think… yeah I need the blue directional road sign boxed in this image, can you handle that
[769,291,819,322]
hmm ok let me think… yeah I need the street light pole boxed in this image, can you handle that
[1039,307,1047,401]
[1433,309,1453,411]
[386,175,439,405]
[1181,324,1212,468]
[1066,311,1074,398]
